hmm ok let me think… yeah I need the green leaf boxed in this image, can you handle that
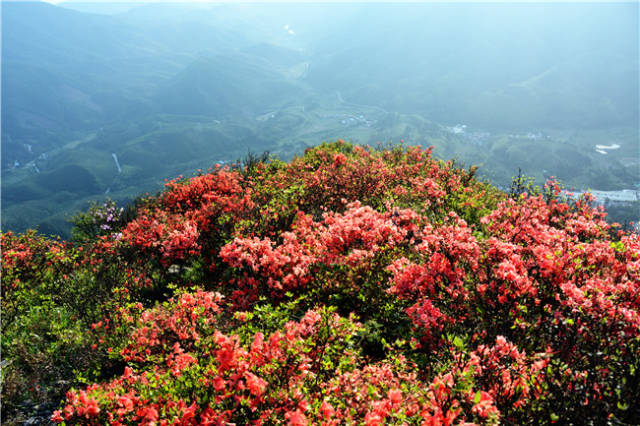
[474,391,482,404]
[617,401,629,411]
[453,335,464,350]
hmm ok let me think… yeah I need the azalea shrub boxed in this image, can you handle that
[70,199,128,242]
[1,229,159,421]
[1,141,638,424]
[1,231,109,420]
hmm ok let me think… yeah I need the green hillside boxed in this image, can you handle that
[2,2,638,237]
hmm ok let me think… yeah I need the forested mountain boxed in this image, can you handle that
[2,2,638,236]
[305,3,638,129]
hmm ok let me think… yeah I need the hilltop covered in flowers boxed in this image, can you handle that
[2,142,639,425]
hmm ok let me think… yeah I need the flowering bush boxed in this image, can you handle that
[2,141,638,424]
[53,294,364,425]
[70,199,129,242]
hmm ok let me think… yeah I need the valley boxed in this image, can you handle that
[2,2,638,237]
[4,96,637,237]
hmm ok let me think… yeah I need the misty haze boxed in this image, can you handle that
[2,2,638,236]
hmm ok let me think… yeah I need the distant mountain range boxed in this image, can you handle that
[2,2,638,236]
